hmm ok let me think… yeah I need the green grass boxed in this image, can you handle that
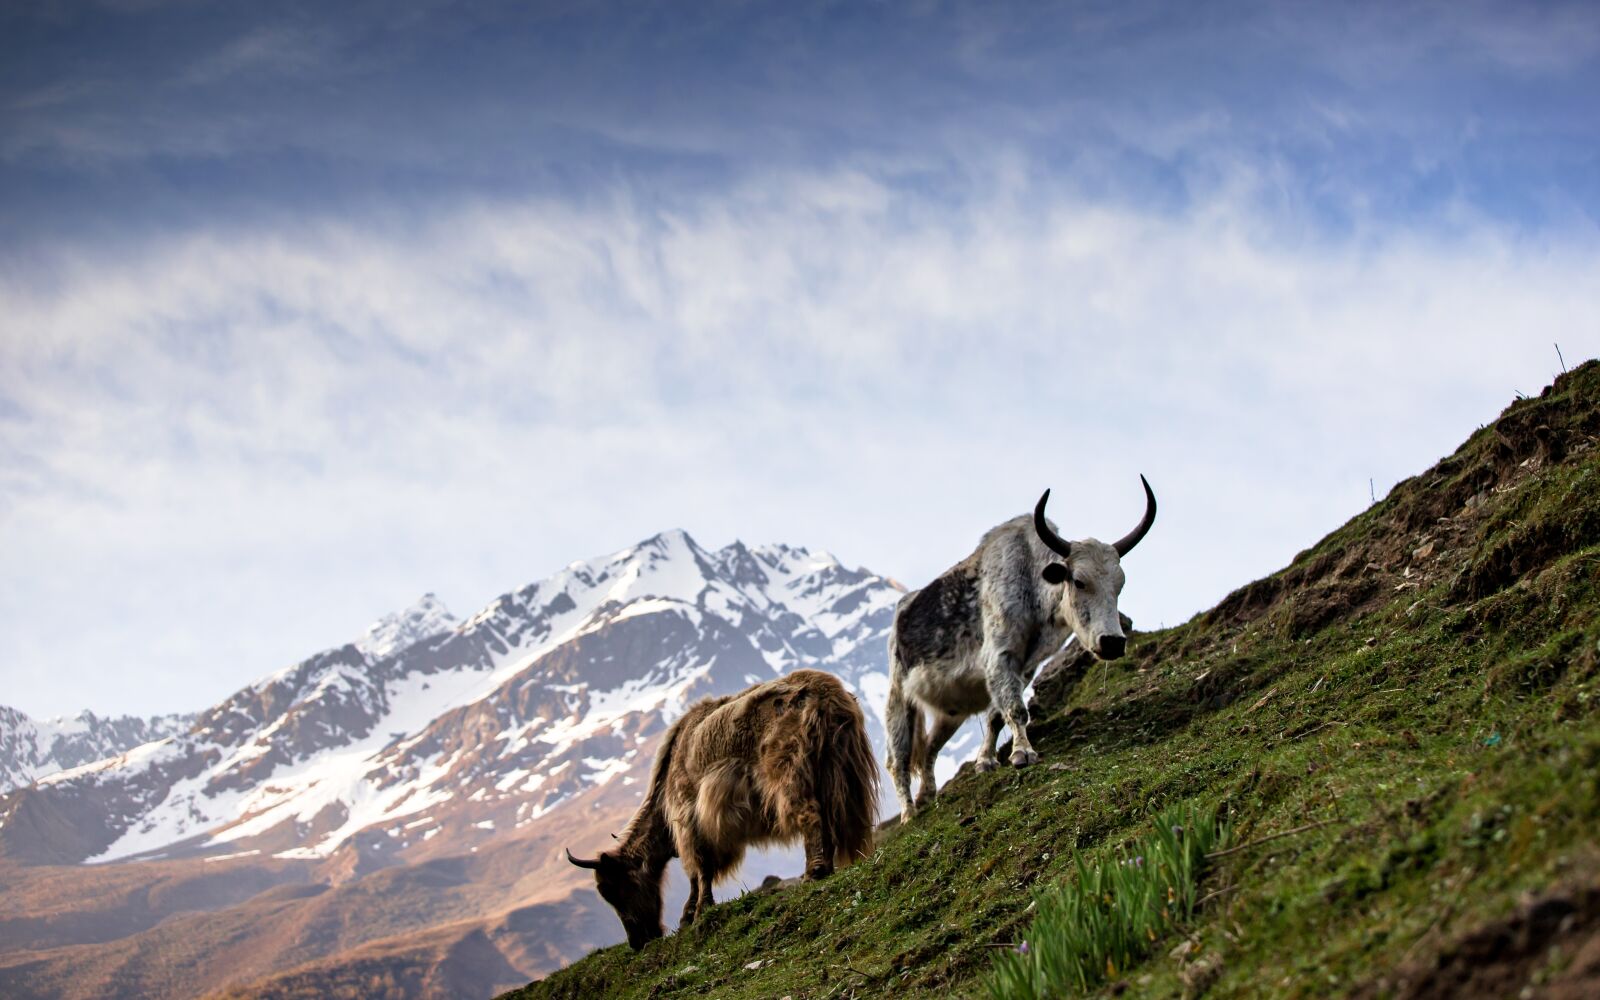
[508,362,1600,999]
[986,803,1227,997]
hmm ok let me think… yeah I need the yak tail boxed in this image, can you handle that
[813,685,880,866]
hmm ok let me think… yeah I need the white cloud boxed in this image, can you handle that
[181,24,341,86]
[3,158,1598,716]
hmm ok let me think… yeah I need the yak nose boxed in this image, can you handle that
[1097,635,1127,660]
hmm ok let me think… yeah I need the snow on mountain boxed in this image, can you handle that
[0,706,194,794]
[355,593,458,660]
[0,530,909,870]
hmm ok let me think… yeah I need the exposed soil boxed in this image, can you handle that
[1354,882,1600,1000]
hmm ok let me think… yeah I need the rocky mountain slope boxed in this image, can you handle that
[0,532,908,999]
[0,707,194,794]
[0,594,456,797]
[515,363,1600,1000]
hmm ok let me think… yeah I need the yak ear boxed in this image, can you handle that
[1041,563,1070,585]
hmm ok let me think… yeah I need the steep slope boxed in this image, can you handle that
[0,533,906,999]
[515,362,1600,999]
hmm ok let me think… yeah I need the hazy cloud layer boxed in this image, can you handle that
[7,160,1597,715]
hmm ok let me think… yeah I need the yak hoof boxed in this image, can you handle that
[1010,749,1040,768]
[803,862,834,881]
[974,758,1000,773]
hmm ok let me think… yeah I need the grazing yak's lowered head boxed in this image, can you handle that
[564,848,664,949]
[1032,474,1157,661]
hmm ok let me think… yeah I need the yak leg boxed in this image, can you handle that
[679,876,700,928]
[802,813,833,880]
[695,872,714,920]
[985,648,1038,767]
[685,871,715,925]
[694,844,740,917]
[785,783,831,880]
[680,847,718,926]
[820,815,836,871]
[915,712,963,808]
[884,683,924,822]
[680,871,714,926]
[806,779,838,877]
[679,855,704,926]
[975,709,1005,773]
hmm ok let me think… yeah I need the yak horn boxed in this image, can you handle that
[1033,489,1073,559]
[566,848,601,870]
[1112,475,1158,557]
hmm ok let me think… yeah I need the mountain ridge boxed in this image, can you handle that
[0,527,919,1000]
[0,706,195,795]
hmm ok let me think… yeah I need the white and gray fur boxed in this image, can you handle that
[884,478,1156,821]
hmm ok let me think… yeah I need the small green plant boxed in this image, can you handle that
[986,803,1228,998]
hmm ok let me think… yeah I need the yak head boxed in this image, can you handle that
[1032,476,1156,661]
[566,847,664,949]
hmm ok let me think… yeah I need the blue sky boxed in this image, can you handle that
[3,0,1599,718]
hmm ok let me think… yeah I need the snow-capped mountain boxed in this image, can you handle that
[0,706,194,794]
[0,531,904,870]
[355,592,459,660]
[0,529,912,999]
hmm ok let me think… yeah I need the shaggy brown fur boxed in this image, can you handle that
[567,669,878,948]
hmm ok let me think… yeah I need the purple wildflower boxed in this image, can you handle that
[1015,940,1031,956]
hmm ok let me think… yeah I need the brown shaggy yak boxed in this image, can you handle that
[566,668,878,948]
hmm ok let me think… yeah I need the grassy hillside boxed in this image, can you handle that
[507,362,1600,999]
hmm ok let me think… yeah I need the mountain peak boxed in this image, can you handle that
[645,527,694,546]
[355,593,459,660]
[750,542,845,576]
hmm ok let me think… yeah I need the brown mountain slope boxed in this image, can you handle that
[0,775,640,1000]
[205,894,620,1000]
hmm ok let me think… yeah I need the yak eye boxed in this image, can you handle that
[1072,576,1086,589]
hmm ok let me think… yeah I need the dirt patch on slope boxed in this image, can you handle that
[1355,883,1600,1000]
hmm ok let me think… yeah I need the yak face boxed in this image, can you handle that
[1040,541,1128,659]
[1034,477,1156,662]
[568,849,664,949]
